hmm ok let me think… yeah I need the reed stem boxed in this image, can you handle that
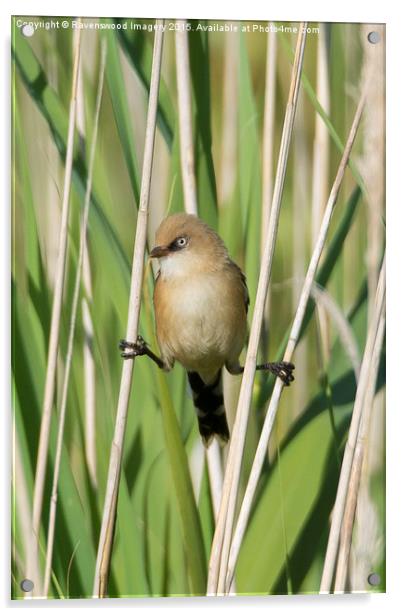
[175,21,197,216]
[219,26,239,206]
[207,24,307,595]
[92,23,164,598]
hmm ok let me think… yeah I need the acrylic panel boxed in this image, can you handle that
[11,16,385,599]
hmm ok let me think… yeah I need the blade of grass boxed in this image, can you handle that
[236,413,350,594]
[226,77,368,592]
[92,24,164,598]
[314,310,341,468]
[104,26,140,205]
[207,24,307,595]
[31,26,82,596]
[275,428,293,594]
[12,98,43,293]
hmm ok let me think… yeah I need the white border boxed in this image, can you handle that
[0,0,395,21]
[2,1,402,614]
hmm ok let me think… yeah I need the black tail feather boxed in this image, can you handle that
[187,370,230,447]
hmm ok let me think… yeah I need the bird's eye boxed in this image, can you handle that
[175,237,187,248]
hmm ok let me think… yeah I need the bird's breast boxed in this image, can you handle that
[154,270,246,376]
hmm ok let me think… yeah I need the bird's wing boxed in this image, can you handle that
[241,270,250,314]
[230,260,250,314]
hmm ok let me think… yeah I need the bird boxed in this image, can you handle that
[119,213,294,447]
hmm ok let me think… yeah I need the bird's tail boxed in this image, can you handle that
[187,369,230,447]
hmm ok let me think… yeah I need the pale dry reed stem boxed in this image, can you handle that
[311,283,361,381]
[360,25,385,322]
[31,25,82,595]
[82,248,97,488]
[206,442,224,522]
[261,25,277,255]
[207,25,307,595]
[226,81,368,592]
[260,25,277,359]
[43,39,107,597]
[76,36,97,490]
[189,439,204,501]
[219,26,239,205]
[175,21,197,216]
[311,24,330,244]
[189,439,223,523]
[291,97,309,419]
[44,32,61,287]
[320,258,385,592]
[93,24,164,598]
[334,300,385,591]
[312,25,331,366]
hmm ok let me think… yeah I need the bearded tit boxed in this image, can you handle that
[120,213,294,446]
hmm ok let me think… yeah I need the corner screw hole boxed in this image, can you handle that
[368,31,380,44]
[22,24,35,37]
[367,572,381,586]
[20,578,34,592]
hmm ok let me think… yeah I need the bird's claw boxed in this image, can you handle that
[119,335,148,359]
[274,361,295,386]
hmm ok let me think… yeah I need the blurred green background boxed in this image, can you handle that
[11,17,385,598]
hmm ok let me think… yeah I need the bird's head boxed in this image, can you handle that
[150,213,228,279]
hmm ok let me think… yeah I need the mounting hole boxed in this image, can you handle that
[21,24,35,37]
[20,578,34,592]
[367,31,380,44]
[367,572,381,586]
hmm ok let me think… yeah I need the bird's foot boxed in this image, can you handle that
[258,361,295,386]
[119,335,148,359]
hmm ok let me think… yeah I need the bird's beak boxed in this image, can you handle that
[149,245,169,259]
